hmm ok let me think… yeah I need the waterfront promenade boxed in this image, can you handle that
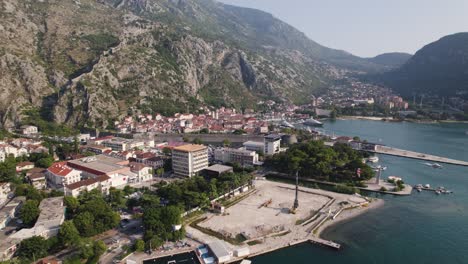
[372,145,468,167]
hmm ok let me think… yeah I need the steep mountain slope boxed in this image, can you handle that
[367,52,412,68]
[0,0,382,129]
[109,0,384,71]
[378,33,468,98]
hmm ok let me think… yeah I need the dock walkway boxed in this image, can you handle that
[372,145,468,167]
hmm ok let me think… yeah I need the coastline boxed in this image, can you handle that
[133,184,385,264]
[337,116,468,124]
[315,198,385,239]
[243,196,385,261]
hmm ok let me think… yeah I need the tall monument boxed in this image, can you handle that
[293,170,299,209]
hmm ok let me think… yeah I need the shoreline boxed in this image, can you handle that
[132,180,385,264]
[337,116,468,124]
[243,196,385,261]
[315,198,385,239]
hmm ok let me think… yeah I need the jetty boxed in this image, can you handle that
[371,145,468,167]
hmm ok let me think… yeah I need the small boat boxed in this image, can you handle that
[435,190,441,195]
[416,188,422,192]
[424,184,430,189]
[423,162,443,169]
[368,156,379,163]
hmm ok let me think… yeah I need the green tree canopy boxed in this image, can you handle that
[17,236,49,261]
[134,239,145,252]
[20,200,40,227]
[58,221,81,247]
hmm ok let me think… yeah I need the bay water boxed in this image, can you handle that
[252,120,468,264]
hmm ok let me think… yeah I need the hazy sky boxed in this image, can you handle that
[219,0,468,57]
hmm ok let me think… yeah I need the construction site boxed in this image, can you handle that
[188,179,380,261]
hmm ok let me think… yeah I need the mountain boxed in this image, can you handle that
[378,33,468,99]
[0,0,383,129]
[367,52,412,68]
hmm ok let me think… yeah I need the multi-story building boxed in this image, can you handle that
[129,162,153,182]
[243,141,265,154]
[214,148,259,167]
[172,144,208,177]
[46,162,82,189]
[67,155,134,187]
[102,137,145,151]
[15,162,35,172]
[64,175,111,197]
[264,134,281,156]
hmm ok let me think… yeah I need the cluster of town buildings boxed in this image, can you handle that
[114,107,270,134]
[0,137,49,163]
[315,78,409,111]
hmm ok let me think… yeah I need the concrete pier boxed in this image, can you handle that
[372,145,468,167]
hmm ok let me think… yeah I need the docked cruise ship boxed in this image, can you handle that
[303,118,323,127]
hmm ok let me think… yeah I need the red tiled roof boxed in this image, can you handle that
[66,175,110,190]
[48,162,73,177]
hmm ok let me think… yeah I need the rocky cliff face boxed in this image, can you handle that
[0,0,351,128]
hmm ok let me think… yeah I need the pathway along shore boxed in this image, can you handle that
[372,145,468,167]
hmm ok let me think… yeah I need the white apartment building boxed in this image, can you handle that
[172,144,208,177]
[46,162,82,189]
[214,148,259,167]
[264,134,281,156]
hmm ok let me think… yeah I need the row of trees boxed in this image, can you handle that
[155,173,252,210]
[265,141,374,184]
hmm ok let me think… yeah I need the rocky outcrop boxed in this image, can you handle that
[0,0,345,128]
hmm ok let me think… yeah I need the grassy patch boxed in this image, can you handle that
[247,240,262,246]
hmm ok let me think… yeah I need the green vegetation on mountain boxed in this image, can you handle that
[377,33,468,99]
[0,0,389,129]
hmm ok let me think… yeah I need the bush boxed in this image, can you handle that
[134,239,145,252]
[333,184,359,194]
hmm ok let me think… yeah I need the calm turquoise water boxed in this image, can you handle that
[253,120,468,264]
